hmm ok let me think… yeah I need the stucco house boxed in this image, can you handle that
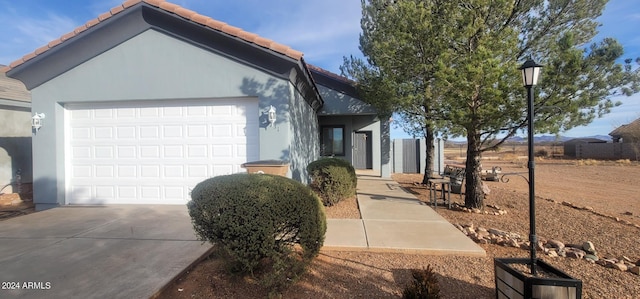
[610,118,640,143]
[0,68,32,195]
[2,0,390,210]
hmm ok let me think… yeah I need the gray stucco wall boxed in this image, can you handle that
[28,29,307,209]
[317,85,376,115]
[0,108,32,192]
[288,90,319,183]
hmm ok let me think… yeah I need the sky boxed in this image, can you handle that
[1,0,639,140]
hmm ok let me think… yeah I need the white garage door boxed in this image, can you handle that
[65,98,259,205]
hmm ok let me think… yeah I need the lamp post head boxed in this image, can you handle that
[519,59,543,87]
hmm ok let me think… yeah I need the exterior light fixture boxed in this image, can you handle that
[32,112,46,132]
[267,105,276,127]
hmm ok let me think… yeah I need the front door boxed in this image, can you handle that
[353,131,372,169]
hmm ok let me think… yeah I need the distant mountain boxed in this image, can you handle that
[580,135,612,142]
[507,135,611,143]
[445,134,612,145]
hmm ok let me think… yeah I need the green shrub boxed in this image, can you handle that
[187,173,326,289]
[402,266,441,299]
[307,158,357,206]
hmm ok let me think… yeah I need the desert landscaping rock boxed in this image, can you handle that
[585,254,599,262]
[546,239,565,250]
[620,256,632,263]
[564,247,586,259]
[453,223,640,279]
[611,263,628,272]
[582,241,596,254]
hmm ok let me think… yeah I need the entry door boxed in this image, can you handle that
[353,131,372,169]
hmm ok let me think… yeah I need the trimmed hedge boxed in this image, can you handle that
[187,173,326,279]
[307,158,357,206]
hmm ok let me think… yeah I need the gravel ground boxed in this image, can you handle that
[158,161,640,298]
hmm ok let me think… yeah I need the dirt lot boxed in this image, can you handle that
[157,159,640,299]
[474,159,640,224]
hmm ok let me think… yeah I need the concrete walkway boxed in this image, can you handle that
[0,205,212,299]
[0,175,483,298]
[324,175,485,256]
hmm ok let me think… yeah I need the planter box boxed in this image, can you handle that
[494,258,582,299]
[241,160,289,176]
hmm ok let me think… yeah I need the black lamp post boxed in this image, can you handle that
[495,60,580,298]
[519,58,543,275]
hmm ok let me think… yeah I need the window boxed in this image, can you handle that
[321,126,345,156]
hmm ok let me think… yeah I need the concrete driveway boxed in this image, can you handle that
[0,205,212,299]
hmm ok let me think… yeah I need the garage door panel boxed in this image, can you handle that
[73,147,92,158]
[212,145,233,157]
[139,126,160,139]
[95,186,115,199]
[140,146,161,158]
[95,146,114,159]
[187,145,208,158]
[72,127,92,139]
[118,165,137,177]
[117,146,137,159]
[118,187,137,199]
[140,107,160,117]
[213,165,234,176]
[117,127,136,139]
[163,146,184,158]
[140,165,161,178]
[95,165,115,178]
[70,186,92,203]
[163,106,182,116]
[164,186,185,199]
[187,165,208,178]
[94,109,114,118]
[117,108,136,118]
[187,125,208,137]
[186,106,207,116]
[163,126,183,138]
[95,127,114,139]
[66,98,259,205]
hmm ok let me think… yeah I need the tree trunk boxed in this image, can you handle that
[421,125,435,184]
[464,132,484,208]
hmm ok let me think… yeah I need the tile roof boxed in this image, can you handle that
[1,0,304,74]
[307,64,356,85]
[0,64,30,102]
[610,118,640,137]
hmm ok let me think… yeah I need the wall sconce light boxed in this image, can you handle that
[32,112,45,132]
[267,105,276,127]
